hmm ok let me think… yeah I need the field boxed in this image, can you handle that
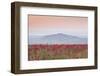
[28,44,88,60]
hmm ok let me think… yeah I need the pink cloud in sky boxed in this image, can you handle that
[28,15,88,36]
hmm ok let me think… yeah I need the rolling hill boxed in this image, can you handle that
[29,33,87,44]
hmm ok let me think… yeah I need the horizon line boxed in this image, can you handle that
[29,33,88,38]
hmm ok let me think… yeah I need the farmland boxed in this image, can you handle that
[28,44,88,60]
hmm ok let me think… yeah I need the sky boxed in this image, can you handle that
[28,15,88,37]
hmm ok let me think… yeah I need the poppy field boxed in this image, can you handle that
[28,44,88,60]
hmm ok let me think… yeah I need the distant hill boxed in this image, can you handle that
[29,33,87,44]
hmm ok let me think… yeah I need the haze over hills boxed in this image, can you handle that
[29,33,87,44]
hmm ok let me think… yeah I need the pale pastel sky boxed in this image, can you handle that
[28,15,88,37]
